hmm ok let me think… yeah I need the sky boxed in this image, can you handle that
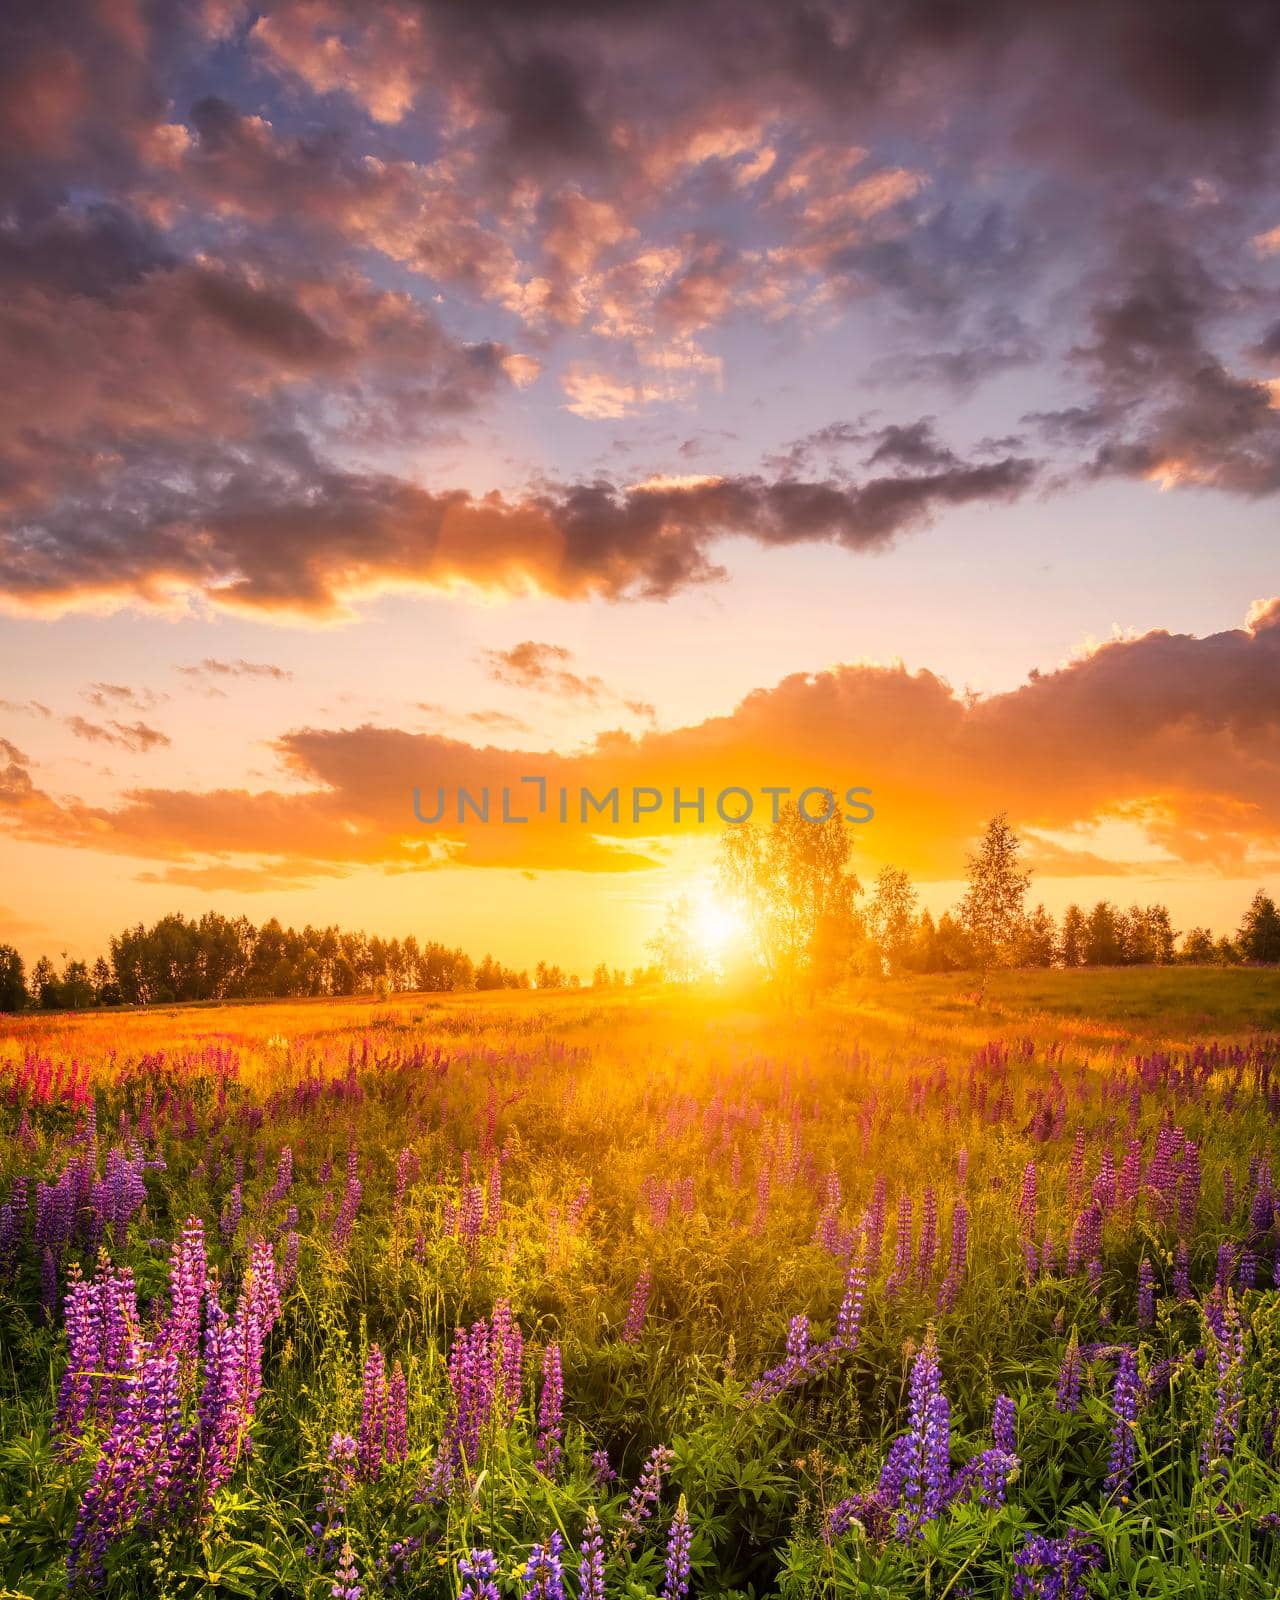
[2,0,1280,975]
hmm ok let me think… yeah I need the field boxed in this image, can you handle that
[3,970,1280,1599]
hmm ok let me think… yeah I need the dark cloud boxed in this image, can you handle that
[0,0,1278,622]
[0,438,1037,616]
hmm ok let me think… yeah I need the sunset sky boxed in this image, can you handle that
[2,0,1280,974]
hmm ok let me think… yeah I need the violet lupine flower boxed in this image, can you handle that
[1137,1259,1155,1328]
[385,1361,408,1465]
[1018,1161,1038,1238]
[57,1257,143,1449]
[1067,1127,1086,1213]
[1174,1242,1191,1300]
[837,1246,867,1348]
[1215,1241,1235,1291]
[992,1394,1016,1456]
[1202,1289,1245,1473]
[589,1448,616,1487]
[622,1266,651,1344]
[458,1549,501,1600]
[619,1444,674,1550]
[161,1219,208,1365]
[428,1304,523,1496]
[281,1230,300,1290]
[916,1188,938,1287]
[1055,1330,1083,1414]
[885,1193,912,1300]
[219,1182,243,1244]
[358,1346,387,1482]
[266,1146,293,1206]
[1178,1142,1201,1234]
[896,1327,948,1539]
[536,1342,564,1476]
[522,1531,566,1600]
[1119,1140,1143,1210]
[1011,1530,1103,1600]
[662,1497,693,1600]
[1239,1248,1257,1291]
[1105,1348,1140,1502]
[331,1539,361,1600]
[937,1201,968,1312]
[579,1506,605,1600]
[329,1175,362,1251]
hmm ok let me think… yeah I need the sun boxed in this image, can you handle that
[692,889,745,972]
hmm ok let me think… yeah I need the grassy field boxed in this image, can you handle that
[2,969,1280,1598]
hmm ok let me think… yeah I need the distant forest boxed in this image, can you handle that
[2,810,1279,1013]
[0,912,610,1013]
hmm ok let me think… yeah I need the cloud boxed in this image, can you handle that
[4,599,1280,884]
[65,717,171,753]
[179,658,293,681]
[481,640,654,718]
[0,438,1038,619]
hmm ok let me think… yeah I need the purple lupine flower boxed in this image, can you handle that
[937,1200,968,1312]
[331,1539,361,1600]
[885,1193,912,1300]
[1202,1288,1245,1473]
[915,1188,938,1287]
[1011,1530,1103,1600]
[522,1531,566,1600]
[579,1506,605,1600]
[1105,1347,1140,1501]
[619,1444,674,1550]
[1239,1248,1257,1291]
[358,1346,387,1482]
[992,1394,1016,1455]
[329,1175,362,1251]
[458,1548,500,1600]
[589,1448,616,1487]
[1119,1139,1143,1209]
[661,1497,692,1600]
[1055,1330,1082,1414]
[1018,1161,1037,1238]
[1174,1241,1191,1300]
[536,1342,564,1477]
[385,1360,408,1465]
[1178,1142,1201,1234]
[1137,1259,1155,1328]
[897,1327,945,1538]
[837,1246,867,1348]
[622,1266,651,1343]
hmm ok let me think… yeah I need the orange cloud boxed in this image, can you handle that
[4,602,1279,887]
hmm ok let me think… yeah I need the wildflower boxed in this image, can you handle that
[536,1342,563,1476]
[1011,1529,1103,1600]
[1055,1330,1082,1414]
[522,1531,566,1600]
[992,1394,1016,1455]
[1137,1259,1155,1327]
[662,1497,692,1600]
[623,1266,651,1343]
[619,1444,674,1550]
[1105,1348,1140,1501]
[458,1548,501,1600]
[579,1506,606,1600]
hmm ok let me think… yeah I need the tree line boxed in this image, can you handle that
[0,911,606,1012]
[647,807,1280,989]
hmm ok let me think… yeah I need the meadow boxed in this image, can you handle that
[2,970,1280,1599]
